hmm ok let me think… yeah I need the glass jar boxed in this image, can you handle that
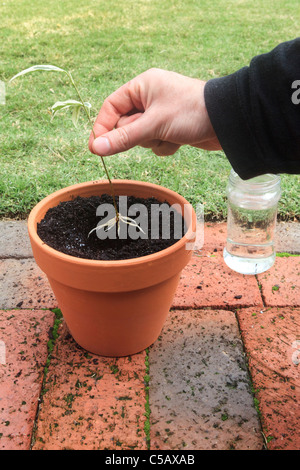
[223,170,281,275]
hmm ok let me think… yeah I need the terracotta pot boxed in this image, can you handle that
[28,180,196,357]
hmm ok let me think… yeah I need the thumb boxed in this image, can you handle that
[91,114,152,156]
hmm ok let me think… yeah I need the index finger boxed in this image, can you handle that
[89,81,140,148]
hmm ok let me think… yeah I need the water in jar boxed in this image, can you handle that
[223,171,281,275]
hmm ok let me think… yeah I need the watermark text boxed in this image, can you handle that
[92,197,204,251]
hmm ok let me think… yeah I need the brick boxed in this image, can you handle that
[149,309,263,450]
[201,222,227,253]
[0,221,33,259]
[0,309,54,450]
[173,253,263,309]
[33,322,147,450]
[0,259,57,309]
[257,256,300,307]
[237,307,300,450]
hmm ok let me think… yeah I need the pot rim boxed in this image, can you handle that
[28,179,196,267]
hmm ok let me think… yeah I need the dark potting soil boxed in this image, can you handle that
[37,194,187,261]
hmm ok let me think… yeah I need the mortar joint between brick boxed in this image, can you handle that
[233,308,266,449]
[255,275,266,308]
[29,308,63,449]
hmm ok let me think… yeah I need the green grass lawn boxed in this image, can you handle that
[0,0,299,220]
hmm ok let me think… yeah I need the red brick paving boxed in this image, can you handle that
[173,253,263,309]
[0,221,299,450]
[237,307,300,450]
[0,309,54,450]
[257,257,300,307]
[202,222,227,252]
[33,323,147,450]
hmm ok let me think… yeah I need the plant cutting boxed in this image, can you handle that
[9,65,196,356]
[10,65,143,237]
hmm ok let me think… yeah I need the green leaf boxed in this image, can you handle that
[9,65,67,83]
[50,99,91,126]
[51,99,82,116]
[72,105,81,127]
[9,64,93,128]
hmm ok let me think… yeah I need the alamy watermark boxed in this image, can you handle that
[0,340,6,365]
[0,81,5,105]
[92,197,204,250]
[292,340,300,366]
[291,80,300,105]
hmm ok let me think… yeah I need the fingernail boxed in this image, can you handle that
[93,137,111,155]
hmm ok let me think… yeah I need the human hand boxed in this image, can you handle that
[89,68,221,157]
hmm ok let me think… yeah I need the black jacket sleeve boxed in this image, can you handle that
[204,38,300,180]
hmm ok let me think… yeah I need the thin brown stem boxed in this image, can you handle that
[68,72,119,220]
